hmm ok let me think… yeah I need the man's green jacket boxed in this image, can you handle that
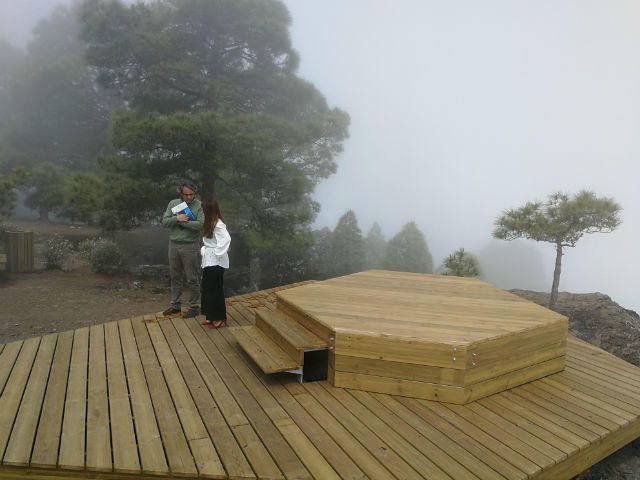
[161,198,204,243]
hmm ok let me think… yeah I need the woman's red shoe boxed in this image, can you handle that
[208,320,227,329]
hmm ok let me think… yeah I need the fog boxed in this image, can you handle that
[2,0,639,311]
[284,0,640,311]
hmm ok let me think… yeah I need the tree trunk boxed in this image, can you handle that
[249,251,261,291]
[549,242,563,308]
[200,167,216,201]
[38,207,49,222]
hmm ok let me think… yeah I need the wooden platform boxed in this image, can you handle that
[0,283,639,479]
[266,271,568,403]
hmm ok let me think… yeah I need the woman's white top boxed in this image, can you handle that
[201,220,231,269]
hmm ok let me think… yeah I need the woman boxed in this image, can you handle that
[200,199,231,329]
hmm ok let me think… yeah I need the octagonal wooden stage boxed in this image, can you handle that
[232,272,568,404]
[0,274,639,479]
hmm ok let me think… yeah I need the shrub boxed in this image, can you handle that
[44,235,73,270]
[77,238,98,261]
[439,248,480,277]
[79,237,125,274]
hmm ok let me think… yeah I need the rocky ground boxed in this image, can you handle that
[512,290,640,480]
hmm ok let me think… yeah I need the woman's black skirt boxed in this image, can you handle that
[201,265,227,321]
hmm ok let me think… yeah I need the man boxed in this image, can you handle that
[161,180,204,318]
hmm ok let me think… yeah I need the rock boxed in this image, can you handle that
[133,264,170,282]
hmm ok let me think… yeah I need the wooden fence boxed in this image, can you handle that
[3,230,34,273]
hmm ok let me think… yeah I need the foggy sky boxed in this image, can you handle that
[2,0,639,311]
[284,0,640,311]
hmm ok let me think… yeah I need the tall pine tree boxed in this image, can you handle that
[384,222,433,273]
[328,210,364,278]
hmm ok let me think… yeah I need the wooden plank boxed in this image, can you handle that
[30,331,73,469]
[263,381,367,480]
[85,325,111,472]
[466,401,570,461]
[255,309,326,364]
[349,389,505,480]
[377,394,527,480]
[317,383,473,480]
[535,376,629,431]
[510,386,613,438]
[541,376,637,422]
[478,395,585,455]
[160,319,255,480]
[3,334,56,466]
[130,317,198,477]
[334,339,564,388]
[0,337,40,460]
[275,298,333,343]
[464,341,566,386]
[104,322,140,474]
[298,382,423,479]
[179,318,283,480]
[274,420,341,480]
[332,356,565,404]
[445,402,555,469]
[117,318,168,476]
[554,372,640,416]
[229,326,299,374]
[333,331,465,370]
[0,342,23,399]
[198,320,311,480]
[413,400,542,477]
[501,390,599,444]
[59,327,88,470]
[565,357,640,395]
[334,353,465,386]
[257,309,326,349]
[467,322,566,368]
[566,345,640,380]
[282,383,395,480]
[534,414,640,480]
[145,322,225,478]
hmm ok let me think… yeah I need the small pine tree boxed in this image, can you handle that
[365,222,386,269]
[439,248,480,277]
[383,222,433,273]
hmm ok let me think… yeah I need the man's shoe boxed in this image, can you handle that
[162,306,181,316]
[182,308,199,319]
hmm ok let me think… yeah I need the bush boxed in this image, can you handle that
[79,237,125,274]
[44,235,73,270]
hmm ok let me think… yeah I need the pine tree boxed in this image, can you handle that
[439,248,480,277]
[365,222,386,269]
[384,222,433,273]
[494,190,621,307]
[328,210,364,277]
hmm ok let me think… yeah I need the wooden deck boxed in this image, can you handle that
[0,283,639,479]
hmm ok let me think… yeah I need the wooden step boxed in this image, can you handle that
[255,309,328,364]
[229,326,300,374]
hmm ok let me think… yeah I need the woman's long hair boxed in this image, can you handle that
[202,199,224,238]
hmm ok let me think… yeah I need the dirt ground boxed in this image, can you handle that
[0,219,172,344]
